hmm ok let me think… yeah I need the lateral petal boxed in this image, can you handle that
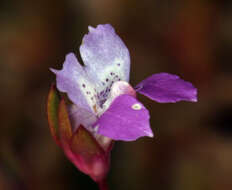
[135,73,197,103]
[50,53,98,113]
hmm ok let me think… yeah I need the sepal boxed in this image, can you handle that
[58,98,73,143]
[47,84,61,145]
[47,84,111,182]
[70,126,110,182]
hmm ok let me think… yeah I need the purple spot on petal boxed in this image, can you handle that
[134,84,143,91]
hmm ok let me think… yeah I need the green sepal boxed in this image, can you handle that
[58,98,73,144]
[47,84,61,145]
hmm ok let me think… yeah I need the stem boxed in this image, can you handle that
[97,179,109,190]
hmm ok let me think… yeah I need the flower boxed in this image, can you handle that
[47,24,197,182]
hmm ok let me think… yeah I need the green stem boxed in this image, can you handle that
[97,179,109,190]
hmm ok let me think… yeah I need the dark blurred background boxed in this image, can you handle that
[0,0,232,189]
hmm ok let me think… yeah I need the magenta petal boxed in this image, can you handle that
[96,95,154,141]
[135,73,197,103]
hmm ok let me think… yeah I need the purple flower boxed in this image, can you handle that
[51,24,197,142]
[48,24,197,183]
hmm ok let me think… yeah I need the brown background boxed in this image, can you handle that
[0,0,232,189]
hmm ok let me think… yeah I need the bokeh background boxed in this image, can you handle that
[0,0,232,189]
